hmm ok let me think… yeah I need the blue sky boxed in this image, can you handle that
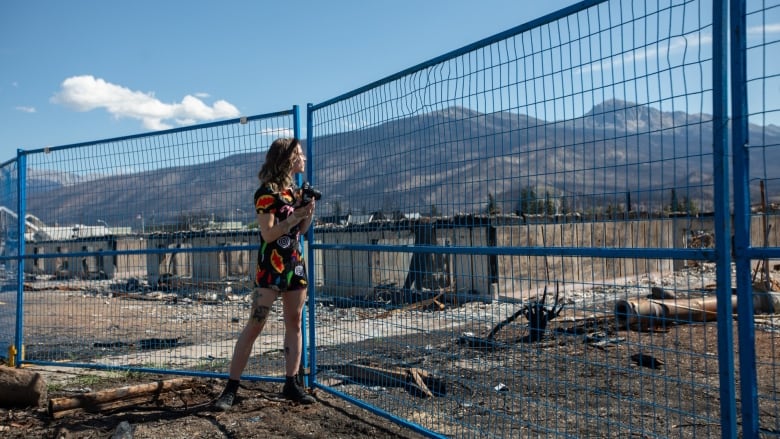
[0,0,577,162]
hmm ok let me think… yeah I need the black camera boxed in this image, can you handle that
[299,182,322,205]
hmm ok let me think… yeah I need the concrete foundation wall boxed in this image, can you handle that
[24,215,780,298]
[495,220,675,301]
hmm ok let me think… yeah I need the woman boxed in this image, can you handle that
[215,137,316,409]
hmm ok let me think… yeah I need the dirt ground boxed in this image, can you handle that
[0,369,429,439]
[0,286,432,439]
[1,271,779,438]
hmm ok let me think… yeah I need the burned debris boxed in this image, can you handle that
[459,283,566,348]
[318,363,446,398]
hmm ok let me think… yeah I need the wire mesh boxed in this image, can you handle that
[0,0,777,437]
[15,113,297,381]
[0,160,20,360]
[306,0,757,437]
[743,0,780,435]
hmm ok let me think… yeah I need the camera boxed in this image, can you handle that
[299,182,322,206]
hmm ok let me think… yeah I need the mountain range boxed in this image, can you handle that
[311,99,779,217]
[10,100,780,229]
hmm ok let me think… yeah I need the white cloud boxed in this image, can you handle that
[258,127,294,137]
[747,23,780,35]
[574,33,711,75]
[15,106,36,113]
[50,75,240,130]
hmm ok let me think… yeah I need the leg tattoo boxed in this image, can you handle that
[251,305,271,324]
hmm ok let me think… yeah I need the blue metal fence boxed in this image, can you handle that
[305,0,777,437]
[0,158,20,361]
[3,109,300,384]
[733,1,780,437]
[1,0,778,437]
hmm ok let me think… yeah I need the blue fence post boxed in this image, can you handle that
[290,104,310,386]
[730,0,759,437]
[305,103,317,388]
[713,0,738,437]
[14,150,26,368]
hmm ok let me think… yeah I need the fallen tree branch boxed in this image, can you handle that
[48,377,194,418]
[50,391,195,419]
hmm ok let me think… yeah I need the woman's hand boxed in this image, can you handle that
[281,202,311,231]
[292,201,315,221]
[292,200,315,234]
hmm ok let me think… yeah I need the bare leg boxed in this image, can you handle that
[228,288,278,380]
[281,288,307,377]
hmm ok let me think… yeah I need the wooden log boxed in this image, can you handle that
[50,395,156,419]
[407,368,434,398]
[48,377,193,416]
[321,363,408,387]
[0,365,47,408]
[50,388,195,419]
[319,364,445,397]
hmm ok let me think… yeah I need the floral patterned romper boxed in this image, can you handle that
[253,185,308,292]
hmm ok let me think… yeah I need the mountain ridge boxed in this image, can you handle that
[9,100,779,228]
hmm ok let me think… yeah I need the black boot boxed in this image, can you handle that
[214,379,239,411]
[282,375,315,404]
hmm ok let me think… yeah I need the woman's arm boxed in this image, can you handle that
[257,212,297,242]
[257,201,314,242]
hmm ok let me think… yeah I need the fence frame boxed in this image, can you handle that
[304,0,774,437]
[1,0,777,437]
[4,107,302,384]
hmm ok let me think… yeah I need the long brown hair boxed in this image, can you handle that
[257,137,299,192]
